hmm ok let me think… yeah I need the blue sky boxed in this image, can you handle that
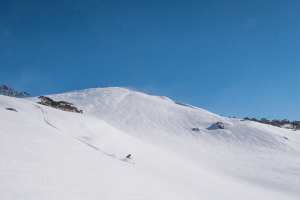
[1,0,300,119]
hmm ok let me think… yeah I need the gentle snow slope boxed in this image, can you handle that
[0,88,299,200]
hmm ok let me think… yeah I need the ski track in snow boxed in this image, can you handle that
[0,88,300,200]
[35,105,60,130]
[35,103,133,164]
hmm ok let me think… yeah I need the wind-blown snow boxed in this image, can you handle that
[1,87,300,200]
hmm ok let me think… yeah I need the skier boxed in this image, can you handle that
[126,154,132,159]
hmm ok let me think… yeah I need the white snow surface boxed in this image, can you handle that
[1,87,300,200]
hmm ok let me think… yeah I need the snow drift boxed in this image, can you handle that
[1,87,300,200]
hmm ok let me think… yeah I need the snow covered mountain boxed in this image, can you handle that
[0,84,30,98]
[1,87,300,200]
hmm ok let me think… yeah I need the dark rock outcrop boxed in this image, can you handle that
[191,128,200,132]
[38,96,83,113]
[0,85,30,98]
[243,117,300,130]
[6,107,18,112]
[207,122,225,130]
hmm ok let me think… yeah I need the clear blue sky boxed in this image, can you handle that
[1,0,300,119]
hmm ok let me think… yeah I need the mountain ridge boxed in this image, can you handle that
[0,84,30,98]
[1,87,299,199]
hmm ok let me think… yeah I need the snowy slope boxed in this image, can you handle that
[1,87,300,199]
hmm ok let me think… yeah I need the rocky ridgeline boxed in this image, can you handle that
[243,117,300,130]
[0,85,30,98]
[38,96,83,113]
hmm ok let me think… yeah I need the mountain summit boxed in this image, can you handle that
[0,87,299,200]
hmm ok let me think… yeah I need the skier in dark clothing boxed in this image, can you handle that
[126,154,132,159]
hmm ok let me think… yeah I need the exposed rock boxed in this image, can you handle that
[0,84,30,98]
[207,122,225,130]
[191,127,200,132]
[6,107,18,112]
[243,117,300,130]
[38,96,83,113]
